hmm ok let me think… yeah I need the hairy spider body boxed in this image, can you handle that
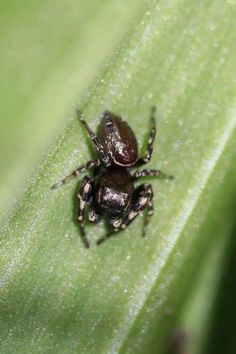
[51,108,173,248]
[95,167,133,214]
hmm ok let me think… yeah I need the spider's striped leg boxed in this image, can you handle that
[96,213,121,245]
[142,186,154,237]
[114,184,154,237]
[77,176,94,248]
[77,110,110,166]
[96,184,154,245]
[136,106,156,166]
[88,203,102,224]
[51,159,100,189]
[133,169,174,180]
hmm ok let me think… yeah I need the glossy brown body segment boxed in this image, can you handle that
[100,111,138,166]
[95,167,134,214]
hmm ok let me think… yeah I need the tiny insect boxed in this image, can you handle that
[51,107,173,248]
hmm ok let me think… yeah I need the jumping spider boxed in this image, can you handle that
[51,107,173,248]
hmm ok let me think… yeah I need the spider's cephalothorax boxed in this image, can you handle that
[51,108,173,248]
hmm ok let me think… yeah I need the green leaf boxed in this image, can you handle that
[1,0,236,353]
[0,0,145,213]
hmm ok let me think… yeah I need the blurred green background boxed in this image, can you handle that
[0,0,144,214]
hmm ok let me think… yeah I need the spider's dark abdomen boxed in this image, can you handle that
[100,111,138,167]
[95,167,134,214]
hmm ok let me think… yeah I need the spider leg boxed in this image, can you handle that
[114,184,154,237]
[136,106,156,166]
[77,110,110,166]
[97,184,153,245]
[133,169,174,180]
[77,176,94,248]
[143,186,154,237]
[51,159,100,190]
[96,213,122,245]
[88,203,102,223]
